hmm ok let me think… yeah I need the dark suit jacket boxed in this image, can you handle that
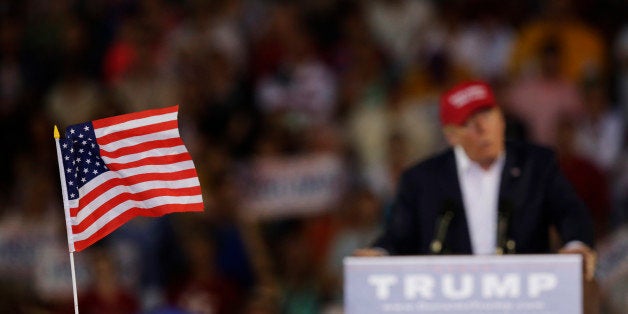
[373,141,594,255]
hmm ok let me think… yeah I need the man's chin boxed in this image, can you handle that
[475,151,501,167]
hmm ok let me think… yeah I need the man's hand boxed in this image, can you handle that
[559,244,597,281]
[352,248,388,257]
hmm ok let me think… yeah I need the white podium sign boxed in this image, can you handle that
[344,255,582,314]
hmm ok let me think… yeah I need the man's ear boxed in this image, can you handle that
[443,125,460,146]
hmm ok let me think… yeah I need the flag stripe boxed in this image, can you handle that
[95,120,179,146]
[72,201,204,251]
[72,195,204,240]
[98,129,180,153]
[92,106,179,130]
[100,137,184,160]
[74,160,197,200]
[102,144,188,166]
[106,152,191,171]
[115,160,198,177]
[72,186,203,232]
[70,167,199,216]
[72,177,202,225]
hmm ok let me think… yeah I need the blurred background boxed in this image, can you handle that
[0,0,626,313]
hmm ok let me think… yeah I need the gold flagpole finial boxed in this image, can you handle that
[54,125,60,139]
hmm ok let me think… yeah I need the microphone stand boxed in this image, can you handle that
[496,200,516,254]
[430,210,454,254]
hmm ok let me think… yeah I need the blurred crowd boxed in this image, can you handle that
[0,0,626,313]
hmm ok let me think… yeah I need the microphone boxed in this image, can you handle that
[430,201,455,254]
[496,199,516,254]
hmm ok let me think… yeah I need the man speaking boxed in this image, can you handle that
[355,80,596,280]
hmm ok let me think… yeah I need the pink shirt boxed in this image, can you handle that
[505,77,584,147]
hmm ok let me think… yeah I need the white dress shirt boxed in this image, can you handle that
[454,146,505,255]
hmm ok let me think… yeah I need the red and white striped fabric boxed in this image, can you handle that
[57,105,203,252]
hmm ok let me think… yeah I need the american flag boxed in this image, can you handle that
[56,105,204,252]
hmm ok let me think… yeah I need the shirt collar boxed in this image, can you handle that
[454,145,505,173]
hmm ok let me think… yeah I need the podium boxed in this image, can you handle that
[344,255,582,314]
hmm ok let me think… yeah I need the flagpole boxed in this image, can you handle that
[54,126,80,314]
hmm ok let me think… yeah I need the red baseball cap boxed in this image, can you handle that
[440,81,497,126]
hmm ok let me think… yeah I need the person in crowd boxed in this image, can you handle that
[323,187,383,305]
[355,80,596,281]
[555,115,610,241]
[507,0,606,83]
[79,248,139,314]
[505,36,584,148]
[573,78,625,173]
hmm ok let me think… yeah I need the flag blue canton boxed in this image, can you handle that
[60,122,109,200]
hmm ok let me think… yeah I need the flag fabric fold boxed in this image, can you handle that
[57,105,204,252]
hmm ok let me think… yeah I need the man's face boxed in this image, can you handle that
[446,107,505,168]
